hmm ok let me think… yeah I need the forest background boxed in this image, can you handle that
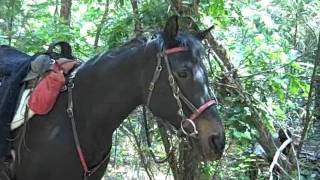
[0,0,319,179]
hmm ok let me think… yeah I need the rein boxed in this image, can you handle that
[144,46,217,163]
[66,64,110,179]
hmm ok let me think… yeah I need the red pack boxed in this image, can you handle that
[28,63,65,115]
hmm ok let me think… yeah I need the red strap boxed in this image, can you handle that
[165,47,188,54]
[77,146,89,173]
[189,100,217,121]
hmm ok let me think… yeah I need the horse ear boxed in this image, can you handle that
[195,25,214,40]
[164,15,179,44]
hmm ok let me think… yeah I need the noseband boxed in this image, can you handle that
[145,46,217,137]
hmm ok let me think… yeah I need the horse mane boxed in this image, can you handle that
[87,31,204,64]
[85,37,147,64]
[106,37,148,56]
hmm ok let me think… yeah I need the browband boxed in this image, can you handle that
[165,47,188,54]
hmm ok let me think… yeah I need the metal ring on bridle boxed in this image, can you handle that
[157,65,162,71]
[180,118,198,137]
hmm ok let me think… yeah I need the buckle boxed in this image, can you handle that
[84,170,92,177]
[60,85,67,92]
[66,108,73,117]
[67,81,74,89]
[180,118,198,138]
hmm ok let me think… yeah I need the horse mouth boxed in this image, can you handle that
[190,137,223,161]
[200,150,223,161]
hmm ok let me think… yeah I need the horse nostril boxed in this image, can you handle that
[208,134,222,152]
[208,135,217,150]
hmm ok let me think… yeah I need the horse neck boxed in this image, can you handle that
[71,45,156,157]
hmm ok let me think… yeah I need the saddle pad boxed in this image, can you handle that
[11,89,35,130]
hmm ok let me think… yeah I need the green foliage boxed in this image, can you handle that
[199,0,319,178]
[0,0,318,179]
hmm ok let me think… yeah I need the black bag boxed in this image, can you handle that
[0,46,30,157]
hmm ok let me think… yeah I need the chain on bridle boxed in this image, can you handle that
[143,46,218,163]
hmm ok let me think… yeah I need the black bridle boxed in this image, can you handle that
[145,47,217,136]
[143,46,218,163]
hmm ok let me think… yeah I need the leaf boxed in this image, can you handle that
[208,0,225,15]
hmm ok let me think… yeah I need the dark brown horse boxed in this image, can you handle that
[2,16,225,180]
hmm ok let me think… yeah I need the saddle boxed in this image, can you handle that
[10,42,80,130]
[25,55,78,114]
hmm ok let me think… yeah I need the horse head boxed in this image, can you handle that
[142,16,225,160]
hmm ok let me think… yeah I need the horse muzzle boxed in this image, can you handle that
[189,109,225,161]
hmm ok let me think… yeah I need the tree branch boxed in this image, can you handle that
[130,0,143,38]
[60,0,72,26]
[297,31,320,155]
[269,138,293,180]
[94,0,109,49]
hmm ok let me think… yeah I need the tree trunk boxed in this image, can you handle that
[7,0,15,46]
[315,75,320,121]
[171,0,182,14]
[178,140,200,180]
[60,0,72,26]
[94,0,109,49]
[192,0,199,16]
[54,0,59,25]
[315,46,320,149]
[159,126,200,180]
[158,126,179,180]
[314,33,320,122]
[123,118,155,180]
[130,0,142,37]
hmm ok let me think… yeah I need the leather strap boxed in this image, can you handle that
[189,99,217,121]
[66,64,110,179]
[165,47,188,54]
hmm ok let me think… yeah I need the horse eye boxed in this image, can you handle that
[177,70,188,78]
